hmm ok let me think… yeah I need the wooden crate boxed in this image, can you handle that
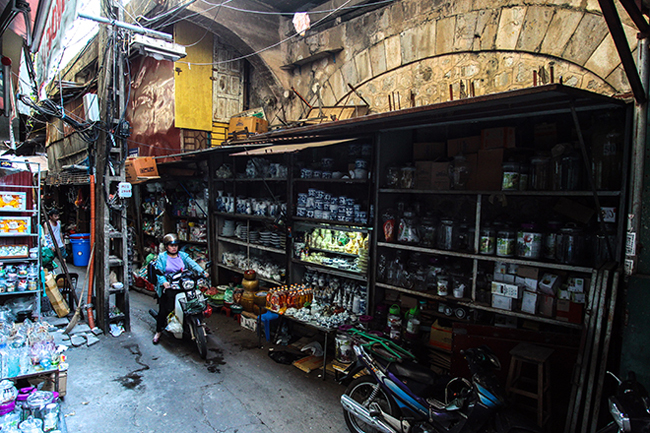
[211,121,229,146]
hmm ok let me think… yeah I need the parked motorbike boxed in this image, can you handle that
[340,329,542,433]
[597,372,650,433]
[149,269,211,359]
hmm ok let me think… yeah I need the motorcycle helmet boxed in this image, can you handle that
[162,233,180,246]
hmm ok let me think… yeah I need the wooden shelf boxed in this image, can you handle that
[377,242,594,273]
[214,212,278,223]
[293,217,372,231]
[292,259,367,281]
[216,263,284,285]
[377,282,582,329]
[379,189,622,197]
[218,236,285,254]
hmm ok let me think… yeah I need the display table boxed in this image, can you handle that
[3,368,62,393]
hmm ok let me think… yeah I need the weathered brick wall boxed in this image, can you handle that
[272,0,636,122]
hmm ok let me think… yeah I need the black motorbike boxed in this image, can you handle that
[149,269,210,359]
[597,372,650,433]
[340,329,542,433]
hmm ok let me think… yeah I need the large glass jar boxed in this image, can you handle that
[502,161,520,190]
[386,167,400,188]
[519,162,529,191]
[419,217,437,247]
[451,154,470,190]
[397,211,419,244]
[558,225,586,265]
[438,219,454,250]
[591,114,623,190]
[496,229,516,257]
[543,221,562,260]
[399,167,417,189]
[530,156,550,190]
[516,223,542,259]
[480,226,496,255]
[561,153,582,190]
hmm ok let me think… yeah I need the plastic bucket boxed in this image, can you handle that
[70,233,91,267]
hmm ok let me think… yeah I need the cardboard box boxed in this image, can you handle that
[447,136,481,157]
[517,266,540,280]
[413,142,446,160]
[492,294,513,311]
[476,149,504,190]
[491,282,522,299]
[292,354,324,373]
[539,273,561,295]
[521,291,538,315]
[126,157,159,183]
[556,300,583,324]
[229,116,268,137]
[429,320,453,351]
[416,161,451,190]
[567,277,585,293]
[240,312,257,332]
[539,294,555,317]
[481,127,516,149]
[465,153,479,190]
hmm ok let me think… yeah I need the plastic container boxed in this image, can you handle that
[69,233,91,267]
[516,224,542,259]
[501,162,520,190]
[496,229,516,257]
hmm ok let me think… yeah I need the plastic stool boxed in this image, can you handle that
[505,343,554,428]
[221,305,232,317]
[260,311,279,341]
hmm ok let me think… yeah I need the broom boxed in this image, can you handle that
[64,244,95,335]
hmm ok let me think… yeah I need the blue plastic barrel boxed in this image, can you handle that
[70,233,91,267]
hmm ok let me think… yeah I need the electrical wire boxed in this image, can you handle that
[174,0,355,67]
[199,0,397,15]
[178,0,233,48]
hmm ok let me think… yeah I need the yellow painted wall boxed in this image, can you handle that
[174,22,212,131]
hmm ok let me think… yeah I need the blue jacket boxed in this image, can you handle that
[154,251,204,297]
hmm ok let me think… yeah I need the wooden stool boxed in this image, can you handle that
[505,343,554,428]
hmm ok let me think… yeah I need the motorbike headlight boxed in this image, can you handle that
[609,398,631,432]
[182,280,195,290]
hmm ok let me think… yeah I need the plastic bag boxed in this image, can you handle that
[165,313,183,334]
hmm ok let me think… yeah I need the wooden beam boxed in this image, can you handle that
[599,0,647,104]
[619,0,650,34]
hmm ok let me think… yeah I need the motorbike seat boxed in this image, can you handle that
[389,359,450,399]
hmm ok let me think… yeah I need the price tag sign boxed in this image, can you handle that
[626,232,636,256]
[118,182,132,198]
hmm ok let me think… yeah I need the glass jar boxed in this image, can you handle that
[519,162,529,191]
[399,167,417,189]
[501,161,520,190]
[436,275,449,296]
[530,156,550,191]
[453,223,473,252]
[451,154,470,190]
[397,211,419,244]
[419,217,437,248]
[438,219,454,250]
[544,221,562,260]
[480,227,496,255]
[591,114,623,190]
[496,229,516,257]
[516,223,542,259]
[561,153,582,190]
[558,225,586,265]
[386,167,400,188]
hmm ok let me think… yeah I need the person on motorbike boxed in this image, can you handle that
[153,233,208,344]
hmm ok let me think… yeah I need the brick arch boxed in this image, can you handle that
[315,4,634,111]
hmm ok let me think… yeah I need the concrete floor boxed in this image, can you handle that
[59,269,349,433]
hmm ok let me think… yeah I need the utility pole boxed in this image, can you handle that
[94,0,130,332]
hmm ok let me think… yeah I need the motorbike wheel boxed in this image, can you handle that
[343,376,399,433]
[191,317,208,359]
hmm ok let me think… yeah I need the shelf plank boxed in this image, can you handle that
[228,178,287,182]
[293,217,372,231]
[308,247,363,258]
[170,215,207,220]
[0,290,40,297]
[292,259,367,281]
[214,212,278,223]
[294,178,369,184]
[216,263,284,285]
[377,242,594,273]
[218,236,285,254]
[377,282,582,329]
[379,188,621,197]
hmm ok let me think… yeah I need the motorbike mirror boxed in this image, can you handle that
[607,371,623,385]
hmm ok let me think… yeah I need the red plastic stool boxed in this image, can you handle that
[222,305,232,317]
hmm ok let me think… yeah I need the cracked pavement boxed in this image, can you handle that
[62,290,349,432]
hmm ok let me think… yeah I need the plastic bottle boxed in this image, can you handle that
[405,306,421,339]
[0,341,8,378]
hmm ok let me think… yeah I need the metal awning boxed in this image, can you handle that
[228,138,356,156]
